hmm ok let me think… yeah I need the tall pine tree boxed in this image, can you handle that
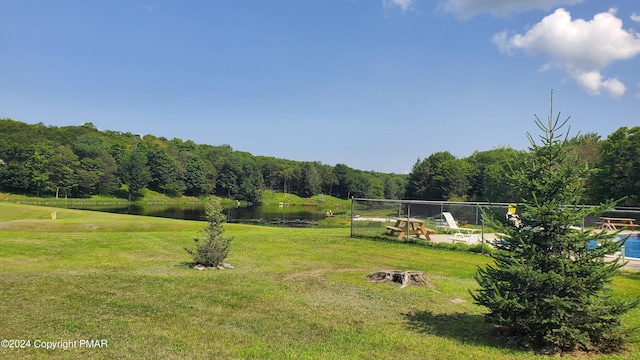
[473,92,639,354]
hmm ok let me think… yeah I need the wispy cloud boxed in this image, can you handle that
[440,0,582,18]
[494,8,640,98]
[632,12,640,23]
[383,0,414,13]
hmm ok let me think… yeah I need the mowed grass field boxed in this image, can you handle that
[1,202,639,359]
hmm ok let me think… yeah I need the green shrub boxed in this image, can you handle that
[185,202,232,267]
[468,243,492,254]
[434,242,456,251]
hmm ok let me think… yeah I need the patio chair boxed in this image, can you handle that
[440,212,479,235]
[450,233,480,245]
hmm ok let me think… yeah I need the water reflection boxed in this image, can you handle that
[62,203,326,226]
[225,205,326,227]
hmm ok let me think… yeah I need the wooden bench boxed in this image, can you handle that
[606,223,640,230]
[385,226,404,232]
[596,221,640,230]
[599,217,638,231]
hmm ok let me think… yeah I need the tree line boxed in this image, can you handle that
[1,119,638,206]
[404,127,640,207]
[0,119,405,202]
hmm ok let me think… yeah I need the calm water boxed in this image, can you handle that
[63,203,328,227]
[224,205,327,226]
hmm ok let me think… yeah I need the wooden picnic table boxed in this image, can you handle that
[386,217,435,240]
[598,217,639,231]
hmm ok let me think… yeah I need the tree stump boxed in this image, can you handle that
[367,270,436,289]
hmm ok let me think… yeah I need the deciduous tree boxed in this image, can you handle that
[589,126,640,206]
[120,144,151,201]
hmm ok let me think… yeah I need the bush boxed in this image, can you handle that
[434,242,456,251]
[468,243,492,254]
[185,202,232,267]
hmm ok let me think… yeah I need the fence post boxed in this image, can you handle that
[350,197,354,238]
[480,206,485,255]
[407,202,411,241]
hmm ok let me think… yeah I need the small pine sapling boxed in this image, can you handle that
[185,202,232,267]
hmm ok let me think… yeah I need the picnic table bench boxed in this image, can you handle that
[386,217,435,240]
[597,217,639,231]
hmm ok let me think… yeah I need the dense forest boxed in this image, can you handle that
[1,119,638,206]
[0,119,405,203]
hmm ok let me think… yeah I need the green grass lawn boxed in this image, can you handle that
[1,202,638,359]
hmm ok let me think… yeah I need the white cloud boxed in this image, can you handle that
[632,12,640,23]
[494,8,640,97]
[571,70,626,97]
[383,0,414,13]
[440,0,582,18]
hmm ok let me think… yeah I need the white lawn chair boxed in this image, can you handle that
[450,233,480,245]
[440,212,479,235]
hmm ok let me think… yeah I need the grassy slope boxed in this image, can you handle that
[260,190,350,207]
[1,202,638,359]
[1,189,350,207]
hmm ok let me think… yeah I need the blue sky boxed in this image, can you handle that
[1,0,639,174]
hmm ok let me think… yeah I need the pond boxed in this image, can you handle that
[224,205,328,226]
[61,203,330,227]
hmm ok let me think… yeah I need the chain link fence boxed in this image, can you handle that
[349,198,640,239]
[350,199,502,239]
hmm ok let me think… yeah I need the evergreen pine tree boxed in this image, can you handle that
[185,202,232,267]
[473,93,639,354]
